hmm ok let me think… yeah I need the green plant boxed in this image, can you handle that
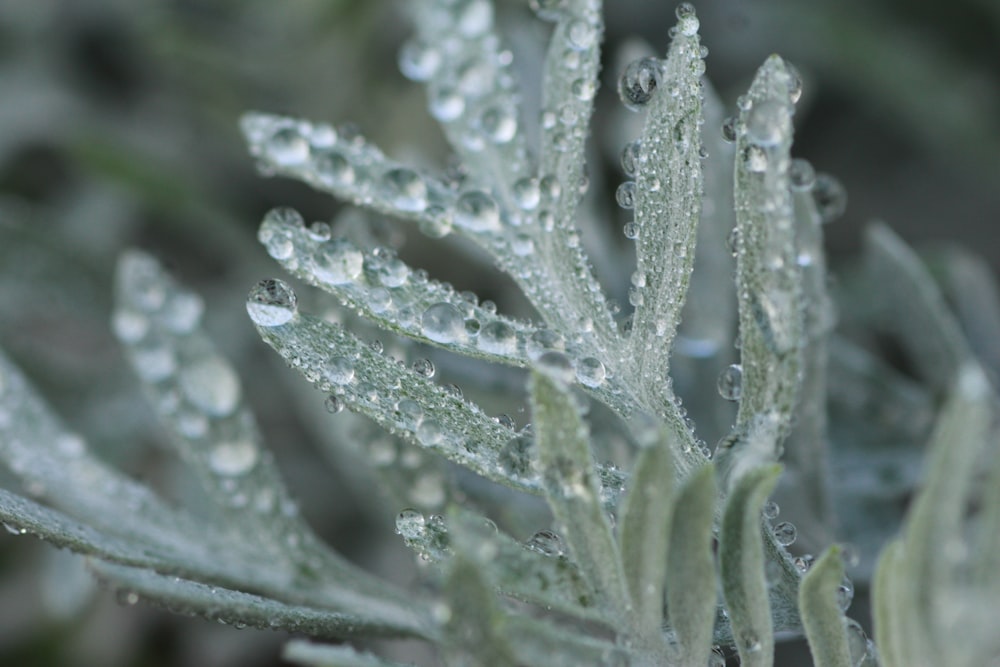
[1,1,998,665]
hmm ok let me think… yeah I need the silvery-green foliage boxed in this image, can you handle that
[1,0,999,666]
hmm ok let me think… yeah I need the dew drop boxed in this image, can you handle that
[773,521,797,546]
[675,2,699,36]
[763,500,780,520]
[266,125,309,166]
[132,345,177,382]
[567,19,596,50]
[422,302,466,344]
[209,439,258,477]
[116,589,140,606]
[744,145,767,172]
[429,85,465,121]
[746,99,785,147]
[396,399,424,429]
[529,0,566,21]
[615,181,637,209]
[246,279,298,327]
[716,364,743,401]
[382,167,428,212]
[478,321,517,355]
[324,395,344,414]
[313,150,355,186]
[398,39,441,82]
[623,221,639,239]
[112,310,149,344]
[454,190,501,232]
[311,239,364,285]
[512,177,541,210]
[416,419,443,446]
[618,57,661,112]
[325,357,355,385]
[620,140,641,177]
[395,508,426,539]
[575,357,606,388]
[721,116,737,143]
[479,106,517,143]
[511,233,534,256]
[526,529,565,557]
[813,173,847,223]
[571,78,596,101]
[411,358,435,378]
[789,158,816,191]
[536,350,574,383]
[179,357,241,417]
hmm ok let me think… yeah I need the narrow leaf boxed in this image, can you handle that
[530,371,631,622]
[719,464,781,667]
[799,546,852,667]
[504,615,630,667]
[441,555,518,667]
[864,223,972,394]
[872,540,910,667]
[628,15,704,412]
[666,464,718,666]
[90,561,430,640]
[618,434,674,637]
[715,55,804,489]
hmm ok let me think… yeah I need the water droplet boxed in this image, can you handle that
[511,233,534,256]
[707,647,727,667]
[773,521,797,546]
[396,399,424,429]
[478,321,517,355]
[383,167,428,212]
[209,439,258,477]
[178,408,208,438]
[454,190,501,232]
[716,364,743,401]
[266,125,309,166]
[536,350,574,383]
[789,158,816,191]
[618,57,662,112]
[312,239,364,285]
[746,99,785,147]
[416,419,443,446]
[616,181,637,209]
[429,85,465,121]
[793,553,814,573]
[721,116,737,143]
[422,302,466,344]
[838,574,855,611]
[571,78,596,101]
[313,150,355,186]
[813,173,847,223]
[786,62,803,104]
[325,357,355,385]
[411,358,435,378]
[529,0,566,21]
[479,106,517,143]
[398,39,441,82]
[115,589,140,606]
[620,140,641,177]
[567,19,596,50]
[246,279,298,327]
[526,529,565,557]
[763,500,780,519]
[132,345,177,382]
[575,357,606,388]
[512,177,541,211]
[180,357,241,417]
[675,2,699,36]
[395,508,426,539]
[623,221,639,239]
[456,0,492,37]
[324,395,344,414]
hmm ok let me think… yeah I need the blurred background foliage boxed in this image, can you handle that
[0,0,996,665]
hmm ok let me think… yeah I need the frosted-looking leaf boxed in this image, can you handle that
[627,11,704,416]
[799,546,852,667]
[531,371,630,624]
[284,641,413,667]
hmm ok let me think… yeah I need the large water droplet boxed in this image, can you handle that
[325,357,355,385]
[620,140,641,177]
[395,508,426,539]
[615,181,637,209]
[567,19,596,50]
[312,240,364,285]
[429,85,465,121]
[454,190,501,232]
[416,419,443,446]
[813,173,847,223]
[675,2,700,36]
[526,529,565,557]
[575,357,606,388]
[382,167,428,212]
[478,321,517,355]
[618,57,661,112]
[536,350,574,383]
[266,125,309,166]
[209,439,258,476]
[313,150,355,186]
[398,39,441,82]
[789,158,816,191]
[716,364,743,401]
[246,279,298,327]
[180,357,241,417]
[479,106,517,144]
[773,521,797,546]
[422,302,466,344]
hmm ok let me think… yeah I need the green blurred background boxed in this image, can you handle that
[0,0,996,664]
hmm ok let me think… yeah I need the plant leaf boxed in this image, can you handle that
[799,546,852,667]
[719,464,781,666]
[283,642,414,667]
[666,464,718,666]
[530,371,631,623]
